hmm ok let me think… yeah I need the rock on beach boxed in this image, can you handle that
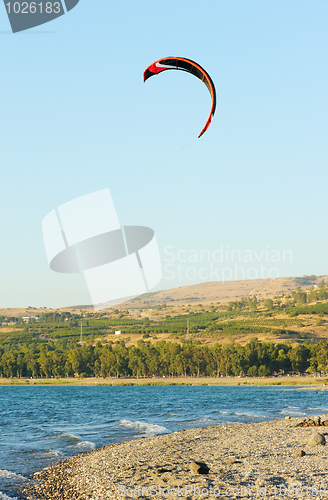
[305,432,326,447]
[24,415,328,500]
[190,461,210,474]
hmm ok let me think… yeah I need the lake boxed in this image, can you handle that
[1,384,327,499]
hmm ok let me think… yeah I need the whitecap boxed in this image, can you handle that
[0,470,27,481]
[55,432,80,442]
[119,419,168,437]
[33,449,64,459]
[0,492,18,500]
[305,407,328,411]
[54,432,96,451]
[230,412,266,418]
[280,409,306,416]
[75,440,96,450]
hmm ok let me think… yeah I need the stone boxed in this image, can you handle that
[223,459,243,465]
[294,450,305,457]
[190,461,210,474]
[156,467,171,474]
[314,416,321,426]
[293,419,305,427]
[306,433,326,446]
[285,416,291,420]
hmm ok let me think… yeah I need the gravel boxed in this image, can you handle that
[23,415,328,499]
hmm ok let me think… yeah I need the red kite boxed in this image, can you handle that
[144,57,216,138]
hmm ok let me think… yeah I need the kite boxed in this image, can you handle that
[143,57,216,138]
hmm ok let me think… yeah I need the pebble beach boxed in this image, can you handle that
[23,415,328,500]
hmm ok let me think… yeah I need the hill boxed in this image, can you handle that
[128,275,323,308]
[0,275,328,349]
[2,275,328,379]
[0,274,323,317]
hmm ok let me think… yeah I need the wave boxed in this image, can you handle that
[32,449,64,459]
[230,411,266,418]
[55,432,81,443]
[54,432,95,449]
[0,470,27,481]
[280,409,307,416]
[75,440,96,450]
[119,419,168,437]
[305,407,328,411]
[0,492,18,500]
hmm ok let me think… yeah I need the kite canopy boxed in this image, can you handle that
[143,57,216,138]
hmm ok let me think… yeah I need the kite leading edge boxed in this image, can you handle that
[143,57,216,138]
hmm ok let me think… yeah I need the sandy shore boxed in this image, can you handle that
[2,375,328,387]
[24,415,328,500]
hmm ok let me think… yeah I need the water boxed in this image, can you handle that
[1,384,327,499]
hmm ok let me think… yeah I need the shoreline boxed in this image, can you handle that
[23,414,328,500]
[1,375,328,388]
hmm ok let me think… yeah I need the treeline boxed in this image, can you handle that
[283,283,328,310]
[227,282,328,313]
[1,339,328,379]
[288,302,328,317]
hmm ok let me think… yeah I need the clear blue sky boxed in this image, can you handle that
[0,0,327,308]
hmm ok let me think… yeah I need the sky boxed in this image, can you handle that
[0,0,328,308]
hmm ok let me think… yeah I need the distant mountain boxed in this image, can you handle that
[0,275,325,316]
[128,275,325,308]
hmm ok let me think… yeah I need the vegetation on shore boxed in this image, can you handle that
[1,375,326,387]
[1,278,328,380]
[1,335,328,379]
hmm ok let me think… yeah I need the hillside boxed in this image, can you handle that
[129,275,324,307]
[0,274,323,318]
[2,275,328,379]
[0,275,328,349]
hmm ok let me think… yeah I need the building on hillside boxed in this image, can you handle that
[22,316,39,323]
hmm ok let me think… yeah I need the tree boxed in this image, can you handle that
[288,344,310,373]
[258,365,271,377]
[264,299,274,310]
[248,365,258,376]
